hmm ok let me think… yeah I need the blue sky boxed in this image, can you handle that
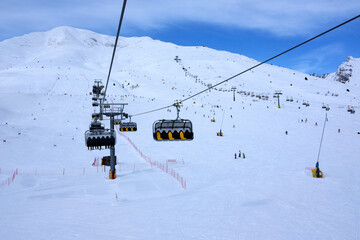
[1,0,359,74]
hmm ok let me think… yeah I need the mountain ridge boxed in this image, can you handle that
[0,26,358,107]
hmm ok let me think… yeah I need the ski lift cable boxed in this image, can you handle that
[220,110,225,130]
[316,113,328,164]
[131,14,360,117]
[103,0,128,101]
[179,14,360,104]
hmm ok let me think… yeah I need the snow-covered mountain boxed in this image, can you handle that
[324,56,359,86]
[0,26,359,240]
[1,26,359,105]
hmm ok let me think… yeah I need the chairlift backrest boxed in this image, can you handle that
[119,121,137,131]
[85,128,116,149]
[89,121,105,131]
[153,119,193,141]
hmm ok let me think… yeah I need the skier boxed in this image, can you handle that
[235,153,237,159]
[242,153,245,158]
[285,131,288,135]
[338,129,340,133]
[315,122,318,126]
[239,150,241,157]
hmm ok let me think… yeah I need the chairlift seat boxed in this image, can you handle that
[85,129,116,148]
[85,121,115,148]
[153,119,193,141]
[101,156,117,166]
[92,113,100,119]
[89,121,105,131]
[120,122,137,132]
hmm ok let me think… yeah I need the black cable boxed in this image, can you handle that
[131,14,360,117]
[103,0,128,100]
[180,14,360,103]
[131,105,174,117]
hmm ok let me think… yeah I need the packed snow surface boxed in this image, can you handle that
[0,27,359,240]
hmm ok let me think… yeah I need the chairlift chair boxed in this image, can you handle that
[115,116,137,131]
[114,119,121,125]
[92,85,104,95]
[153,104,194,141]
[92,113,100,119]
[85,121,116,150]
[347,106,355,114]
[101,156,117,166]
[120,121,137,132]
[348,108,355,114]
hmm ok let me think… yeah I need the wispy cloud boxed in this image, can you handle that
[1,0,359,40]
[292,43,345,74]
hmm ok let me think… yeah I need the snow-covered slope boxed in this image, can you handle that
[0,26,359,240]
